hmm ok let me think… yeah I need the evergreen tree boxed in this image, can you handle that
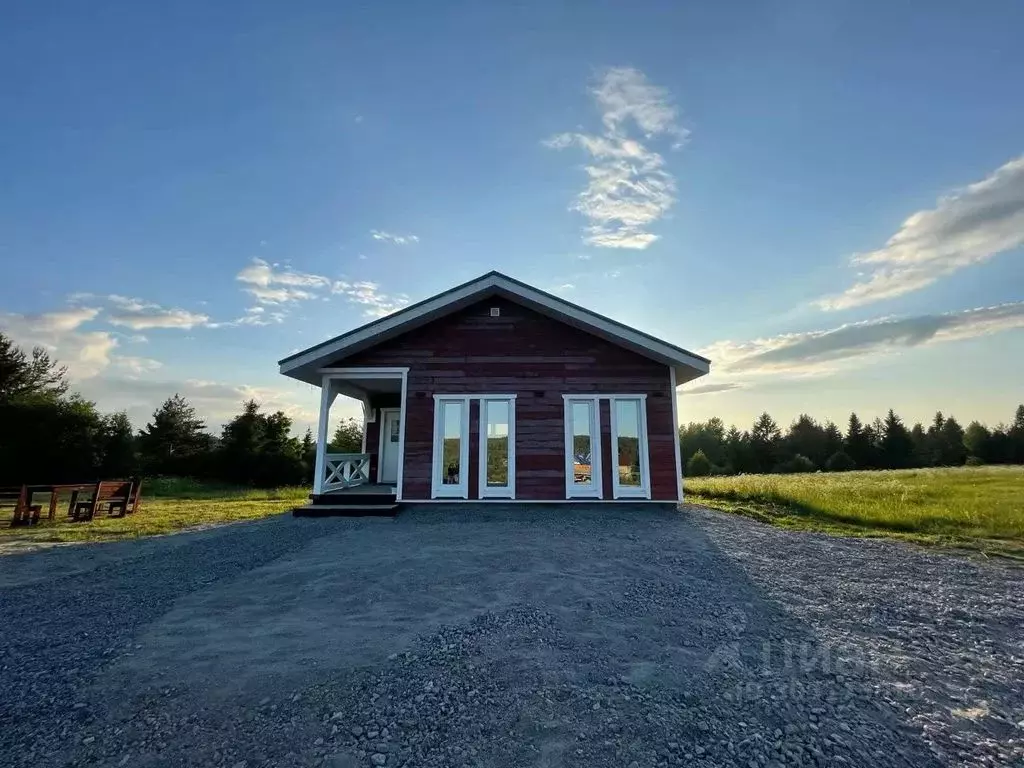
[219,400,266,485]
[845,413,873,469]
[100,411,138,477]
[300,428,316,470]
[723,426,753,474]
[910,423,929,467]
[823,421,844,460]
[1010,404,1024,463]
[259,410,305,486]
[138,394,211,474]
[938,416,967,466]
[785,414,828,469]
[330,417,364,453]
[963,421,992,462]
[880,409,914,469]
[750,412,781,473]
[924,412,946,466]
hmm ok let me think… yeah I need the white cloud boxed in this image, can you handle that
[209,306,288,328]
[370,230,419,245]
[546,67,686,249]
[113,356,163,377]
[236,259,331,305]
[105,296,211,330]
[701,301,1024,381]
[234,258,408,319]
[332,280,409,318]
[0,307,117,379]
[818,155,1024,310]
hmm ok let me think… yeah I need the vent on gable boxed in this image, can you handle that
[489,307,500,317]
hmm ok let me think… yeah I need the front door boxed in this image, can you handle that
[378,409,401,485]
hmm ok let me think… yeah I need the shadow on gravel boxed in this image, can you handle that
[0,504,944,767]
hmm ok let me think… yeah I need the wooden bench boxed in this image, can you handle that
[72,479,142,521]
[1,485,43,527]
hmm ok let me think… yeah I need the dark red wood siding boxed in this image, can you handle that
[336,296,678,501]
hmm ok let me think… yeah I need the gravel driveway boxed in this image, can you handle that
[1,505,1021,768]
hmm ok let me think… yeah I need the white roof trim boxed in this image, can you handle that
[278,272,710,385]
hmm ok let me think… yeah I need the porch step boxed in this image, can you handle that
[293,503,399,518]
[310,495,396,506]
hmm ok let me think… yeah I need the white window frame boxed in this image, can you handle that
[431,396,470,499]
[478,396,516,499]
[563,396,603,499]
[609,395,651,499]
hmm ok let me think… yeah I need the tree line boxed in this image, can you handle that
[0,332,364,488]
[681,406,1024,476]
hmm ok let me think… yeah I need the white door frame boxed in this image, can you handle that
[431,396,470,499]
[563,395,603,499]
[376,407,401,485]
[478,396,516,499]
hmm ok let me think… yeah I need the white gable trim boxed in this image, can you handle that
[279,272,710,384]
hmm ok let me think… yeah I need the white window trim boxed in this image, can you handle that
[563,396,603,499]
[376,407,401,485]
[478,397,516,500]
[431,396,470,499]
[609,396,651,500]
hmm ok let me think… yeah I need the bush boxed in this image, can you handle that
[825,450,856,472]
[686,449,712,477]
[773,454,816,474]
[965,455,984,467]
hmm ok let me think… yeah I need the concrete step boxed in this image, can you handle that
[293,504,398,518]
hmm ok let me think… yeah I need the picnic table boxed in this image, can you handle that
[3,479,142,527]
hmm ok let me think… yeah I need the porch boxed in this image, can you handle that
[301,368,408,515]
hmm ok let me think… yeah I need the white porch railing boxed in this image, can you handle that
[322,453,371,493]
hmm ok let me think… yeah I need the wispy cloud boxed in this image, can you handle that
[818,155,1024,310]
[234,258,408,319]
[702,301,1024,381]
[332,280,409,318]
[106,295,211,330]
[680,382,742,396]
[208,306,288,329]
[236,259,331,305]
[370,230,419,245]
[113,356,163,376]
[546,67,687,249]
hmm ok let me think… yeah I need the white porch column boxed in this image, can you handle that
[313,377,337,495]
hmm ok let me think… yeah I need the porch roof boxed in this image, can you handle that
[278,271,711,386]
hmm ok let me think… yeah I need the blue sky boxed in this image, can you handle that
[2,0,1023,436]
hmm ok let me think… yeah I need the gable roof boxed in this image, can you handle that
[278,271,711,385]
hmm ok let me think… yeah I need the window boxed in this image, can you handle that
[479,397,515,498]
[432,397,469,498]
[611,396,650,498]
[563,397,602,498]
[563,395,650,500]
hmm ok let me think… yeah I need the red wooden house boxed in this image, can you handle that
[279,272,710,510]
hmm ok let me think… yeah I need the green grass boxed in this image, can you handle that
[686,466,1024,557]
[0,480,309,547]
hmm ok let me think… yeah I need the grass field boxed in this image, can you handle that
[0,478,307,548]
[686,466,1024,557]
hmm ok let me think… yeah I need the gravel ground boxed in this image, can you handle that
[0,504,1021,768]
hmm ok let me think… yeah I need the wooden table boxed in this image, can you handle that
[25,484,95,521]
